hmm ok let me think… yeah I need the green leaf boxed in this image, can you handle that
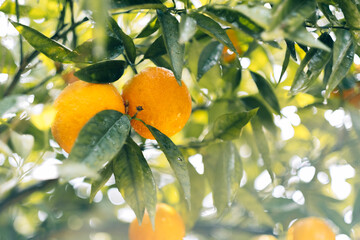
[106,17,137,63]
[113,137,157,224]
[190,12,238,57]
[0,45,16,74]
[197,41,223,81]
[213,109,258,141]
[146,124,191,206]
[202,141,242,215]
[150,56,172,70]
[136,16,160,38]
[157,10,185,84]
[74,60,127,83]
[0,1,31,16]
[285,40,297,61]
[279,47,290,82]
[285,27,330,51]
[233,4,272,29]
[111,0,165,10]
[9,20,72,63]
[223,67,242,91]
[290,33,333,94]
[325,30,355,98]
[251,117,274,181]
[250,71,281,114]
[144,36,167,59]
[205,5,264,39]
[89,161,113,203]
[179,14,197,44]
[351,185,360,226]
[65,37,124,63]
[68,110,130,171]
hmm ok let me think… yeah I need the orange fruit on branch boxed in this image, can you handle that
[129,203,185,240]
[286,217,335,240]
[222,29,242,63]
[51,81,125,153]
[122,67,192,139]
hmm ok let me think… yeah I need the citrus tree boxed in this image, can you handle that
[1,0,360,239]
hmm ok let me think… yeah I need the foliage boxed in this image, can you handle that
[1,0,360,239]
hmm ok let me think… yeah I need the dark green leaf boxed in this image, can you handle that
[107,17,137,63]
[74,60,127,83]
[90,161,113,203]
[113,137,157,224]
[251,117,274,181]
[68,110,130,170]
[157,10,185,84]
[285,27,330,51]
[136,16,160,38]
[150,56,172,70]
[213,109,258,140]
[190,12,238,57]
[146,124,191,206]
[202,141,242,215]
[279,47,290,82]
[197,41,223,81]
[323,56,333,86]
[285,40,297,61]
[250,71,281,114]
[325,30,355,98]
[10,20,72,62]
[223,67,242,90]
[205,5,263,39]
[65,37,124,63]
[144,36,167,59]
[111,0,165,9]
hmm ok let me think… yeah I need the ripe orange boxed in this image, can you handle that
[286,217,335,240]
[129,203,185,240]
[121,67,192,139]
[253,235,277,240]
[222,29,242,63]
[51,81,125,153]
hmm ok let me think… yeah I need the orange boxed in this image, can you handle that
[222,29,242,63]
[253,235,277,240]
[51,81,125,153]
[122,67,191,139]
[286,217,335,240]
[129,203,185,240]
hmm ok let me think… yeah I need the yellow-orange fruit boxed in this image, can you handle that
[253,235,277,240]
[129,203,186,240]
[222,29,242,63]
[122,67,191,139]
[51,81,125,153]
[286,217,335,240]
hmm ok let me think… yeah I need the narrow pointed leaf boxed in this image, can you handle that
[202,141,242,215]
[74,60,127,83]
[9,20,72,62]
[146,125,191,206]
[90,161,113,203]
[107,17,137,63]
[68,110,130,170]
[144,36,167,59]
[285,40,297,61]
[285,27,330,51]
[190,12,237,56]
[197,41,223,81]
[157,10,184,84]
[279,47,290,82]
[250,71,281,114]
[251,117,274,181]
[136,16,160,38]
[213,108,258,140]
[113,137,157,225]
[325,30,355,98]
[179,14,197,44]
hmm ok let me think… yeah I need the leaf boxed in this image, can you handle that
[202,141,242,215]
[179,14,197,44]
[0,45,16,74]
[197,41,223,81]
[113,137,157,224]
[111,0,165,10]
[223,67,242,90]
[251,117,274,181]
[9,20,72,63]
[89,161,113,203]
[144,36,167,59]
[65,37,124,63]
[205,5,264,39]
[190,12,238,57]
[136,16,160,38]
[325,30,355,98]
[285,27,330,51]
[213,109,258,141]
[106,17,137,63]
[233,4,272,29]
[150,56,172,70]
[285,40,297,61]
[351,185,360,226]
[157,10,185,84]
[74,60,127,83]
[290,32,333,94]
[279,47,290,82]
[68,110,130,171]
[146,124,191,206]
[250,71,281,114]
